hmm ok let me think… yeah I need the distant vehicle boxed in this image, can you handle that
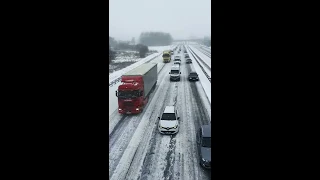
[116,63,157,114]
[170,50,174,55]
[158,106,180,134]
[174,58,181,65]
[172,64,180,68]
[163,50,171,63]
[184,53,189,58]
[174,56,181,61]
[169,66,181,81]
[197,125,211,169]
[186,58,192,64]
[188,71,199,81]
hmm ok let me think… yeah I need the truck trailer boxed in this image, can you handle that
[116,63,158,114]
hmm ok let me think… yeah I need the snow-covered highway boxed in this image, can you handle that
[109,43,212,180]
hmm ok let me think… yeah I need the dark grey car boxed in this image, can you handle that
[197,125,211,169]
[188,71,199,81]
[186,58,192,64]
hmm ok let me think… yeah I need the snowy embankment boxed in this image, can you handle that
[109,53,161,85]
[186,46,211,103]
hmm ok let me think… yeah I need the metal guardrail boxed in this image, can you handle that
[186,46,211,83]
[196,46,211,58]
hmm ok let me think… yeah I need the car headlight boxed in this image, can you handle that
[173,125,178,128]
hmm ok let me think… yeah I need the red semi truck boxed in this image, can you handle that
[116,63,157,114]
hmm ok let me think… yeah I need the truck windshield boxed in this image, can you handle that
[171,70,179,74]
[161,113,176,120]
[202,137,211,148]
[118,90,140,98]
[163,54,170,57]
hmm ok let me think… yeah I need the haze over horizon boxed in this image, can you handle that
[109,0,211,41]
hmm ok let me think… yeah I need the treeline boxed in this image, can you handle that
[139,32,173,46]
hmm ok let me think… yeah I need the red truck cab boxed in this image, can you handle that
[116,76,145,114]
[116,63,158,114]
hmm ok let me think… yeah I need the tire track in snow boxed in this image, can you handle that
[109,114,144,179]
[172,60,189,180]
[186,64,211,179]
[124,63,180,180]
[163,136,176,180]
[129,81,178,180]
[178,61,198,180]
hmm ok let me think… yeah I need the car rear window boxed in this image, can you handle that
[161,113,176,120]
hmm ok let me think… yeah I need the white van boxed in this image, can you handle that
[169,65,181,81]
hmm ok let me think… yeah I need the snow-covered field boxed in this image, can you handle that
[109,44,211,180]
[109,53,161,84]
[148,45,173,52]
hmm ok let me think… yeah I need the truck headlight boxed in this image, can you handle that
[136,108,139,111]
[119,108,122,111]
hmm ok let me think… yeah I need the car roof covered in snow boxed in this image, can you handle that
[201,125,211,138]
[171,66,180,70]
[164,106,175,113]
[124,63,157,76]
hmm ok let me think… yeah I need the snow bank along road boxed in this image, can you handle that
[195,45,211,58]
[109,45,211,180]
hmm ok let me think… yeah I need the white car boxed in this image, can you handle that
[174,56,181,60]
[158,106,180,134]
[174,60,181,65]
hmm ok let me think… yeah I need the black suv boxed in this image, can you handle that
[188,71,199,81]
[197,125,211,169]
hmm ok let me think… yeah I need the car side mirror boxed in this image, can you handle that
[169,72,171,74]
[115,91,118,97]
[177,117,180,120]
[180,72,181,74]
[158,117,160,120]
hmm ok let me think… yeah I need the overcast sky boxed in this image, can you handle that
[109,0,211,41]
